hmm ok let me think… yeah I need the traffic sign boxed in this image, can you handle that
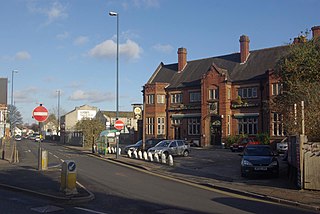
[32,105,49,122]
[114,120,124,130]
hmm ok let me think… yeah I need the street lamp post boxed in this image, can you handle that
[11,70,18,136]
[57,90,61,136]
[109,11,120,158]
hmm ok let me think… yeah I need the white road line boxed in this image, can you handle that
[74,207,109,214]
[53,155,59,159]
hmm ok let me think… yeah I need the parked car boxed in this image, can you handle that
[14,135,22,141]
[147,140,190,158]
[276,138,288,153]
[240,144,279,178]
[124,138,164,154]
[230,137,260,152]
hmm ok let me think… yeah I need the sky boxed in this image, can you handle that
[0,0,319,124]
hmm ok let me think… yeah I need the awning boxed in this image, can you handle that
[171,113,201,119]
[234,113,259,119]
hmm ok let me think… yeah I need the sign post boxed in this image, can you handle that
[114,120,124,158]
[32,104,49,170]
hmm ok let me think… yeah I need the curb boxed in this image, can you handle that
[0,181,94,204]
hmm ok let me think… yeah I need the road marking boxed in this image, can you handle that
[93,155,279,206]
[74,207,109,214]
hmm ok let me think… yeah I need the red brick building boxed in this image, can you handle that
[142,26,320,147]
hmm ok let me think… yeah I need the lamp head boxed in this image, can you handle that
[109,11,118,16]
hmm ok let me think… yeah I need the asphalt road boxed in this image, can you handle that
[14,140,316,214]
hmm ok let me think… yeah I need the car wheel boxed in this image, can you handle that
[183,150,189,157]
[163,152,169,158]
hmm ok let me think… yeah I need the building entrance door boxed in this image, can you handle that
[174,126,181,139]
[210,118,221,145]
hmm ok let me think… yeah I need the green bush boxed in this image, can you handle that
[256,133,270,145]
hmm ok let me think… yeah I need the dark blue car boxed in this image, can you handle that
[241,145,279,178]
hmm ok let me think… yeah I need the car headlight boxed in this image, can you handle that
[241,159,253,166]
[269,161,278,166]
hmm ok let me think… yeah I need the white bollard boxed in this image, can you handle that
[111,147,114,153]
[108,147,111,153]
[133,150,138,159]
[148,152,153,162]
[154,153,159,162]
[143,151,148,161]
[168,155,174,166]
[118,148,121,155]
[161,153,166,164]
[128,150,132,158]
[138,151,143,159]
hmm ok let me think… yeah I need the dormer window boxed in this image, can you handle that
[238,87,257,98]
[171,93,182,104]
[189,91,201,102]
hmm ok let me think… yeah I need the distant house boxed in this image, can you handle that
[95,110,137,134]
[143,25,320,147]
[60,104,98,131]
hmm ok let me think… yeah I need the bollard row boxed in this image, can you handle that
[106,147,121,155]
[127,150,174,166]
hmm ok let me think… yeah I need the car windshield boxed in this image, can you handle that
[155,140,170,147]
[134,140,142,146]
[244,146,273,156]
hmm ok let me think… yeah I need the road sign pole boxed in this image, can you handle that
[38,122,42,170]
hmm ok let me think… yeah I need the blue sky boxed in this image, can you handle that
[0,0,319,124]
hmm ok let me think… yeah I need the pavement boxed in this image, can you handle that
[0,144,319,212]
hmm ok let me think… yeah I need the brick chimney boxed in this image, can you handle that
[178,47,187,72]
[311,26,320,40]
[239,35,250,63]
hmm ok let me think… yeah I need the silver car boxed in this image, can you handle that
[147,140,190,157]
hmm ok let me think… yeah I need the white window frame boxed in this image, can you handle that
[171,93,182,104]
[271,83,283,96]
[238,117,258,135]
[157,94,165,104]
[147,94,154,104]
[157,117,165,135]
[189,91,201,102]
[227,115,231,136]
[146,117,154,135]
[188,118,200,135]
[238,87,258,99]
[272,113,284,136]
[209,89,219,100]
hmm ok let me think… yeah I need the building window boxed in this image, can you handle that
[238,87,258,98]
[238,118,258,135]
[157,95,165,104]
[189,91,201,102]
[146,117,154,135]
[271,83,283,96]
[209,102,218,114]
[227,115,231,136]
[157,117,165,135]
[227,88,231,100]
[209,89,219,100]
[171,118,181,125]
[272,113,284,136]
[188,118,200,135]
[146,94,154,104]
[171,93,182,104]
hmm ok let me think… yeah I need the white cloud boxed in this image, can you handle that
[88,39,142,60]
[73,36,89,46]
[28,1,68,25]
[132,0,160,8]
[15,51,31,60]
[152,44,174,53]
[15,87,39,103]
[69,90,114,103]
[56,31,69,40]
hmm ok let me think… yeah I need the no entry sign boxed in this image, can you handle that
[114,120,124,130]
[32,105,49,122]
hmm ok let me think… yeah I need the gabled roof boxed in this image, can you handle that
[148,45,290,89]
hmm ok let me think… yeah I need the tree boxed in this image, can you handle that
[75,118,105,148]
[7,105,23,131]
[272,35,320,140]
